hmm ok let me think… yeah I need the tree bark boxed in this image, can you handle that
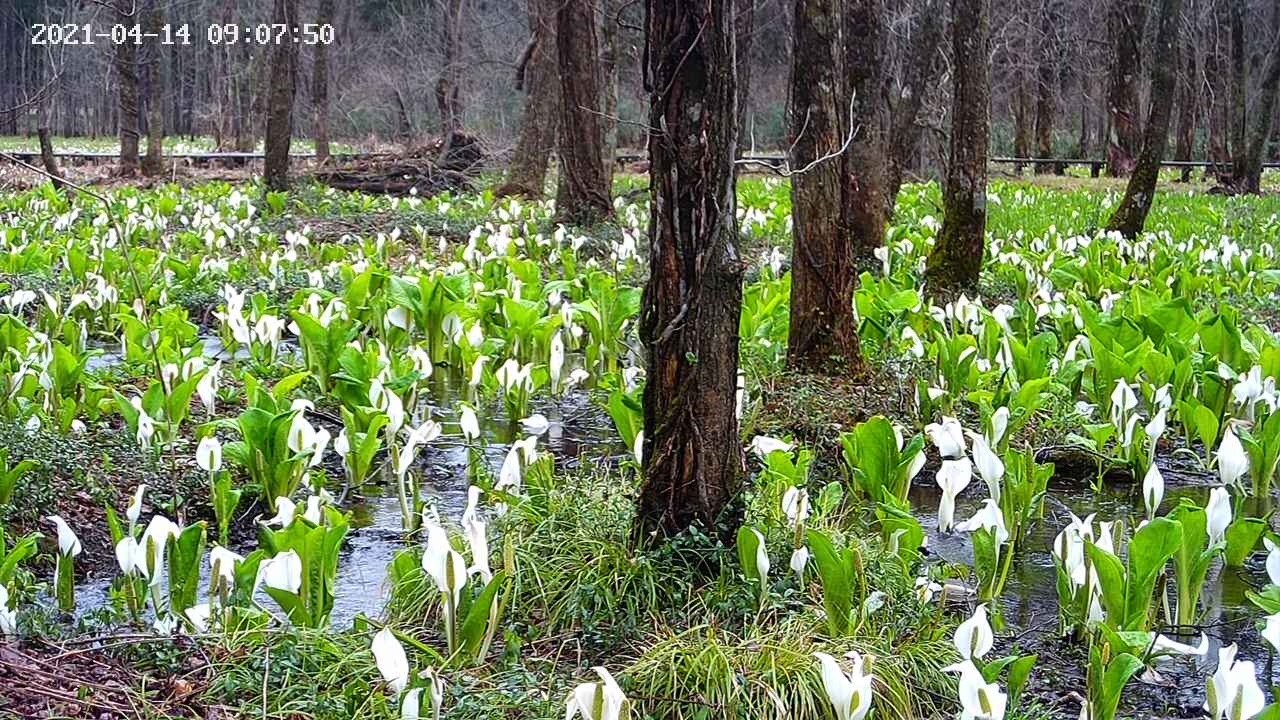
[601,0,621,176]
[37,126,65,191]
[1235,0,1280,193]
[736,0,755,154]
[1107,0,1183,238]
[1229,0,1246,162]
[635,0,742,542]
[1206,0,1232,178]
[113,0,140,178]
[1105,0,1147,176]
[435,0,466,144]
[844,0,889,273]
[887,0,945,203]
[555,0,612,224]
[924,0,989,299]
[1173,30,1197,183]
[496,0,561,198]
[1033,2,1059,175]
[787,0,861,372]
[1013,73,1032,173]
[312,0,334,164]
[142,0,166,177]
[263,0,300,192]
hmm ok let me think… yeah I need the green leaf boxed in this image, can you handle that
[1225,517,1268,567]
[458,571,509,661]
[736,526,764,584]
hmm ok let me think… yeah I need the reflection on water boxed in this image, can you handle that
[76,361,621,629]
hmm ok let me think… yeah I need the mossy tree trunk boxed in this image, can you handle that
[786,0,862,372]
[1106,0,1184,238]
[924,0,990,299]
[635,0,742,542]
[844,0,889,274]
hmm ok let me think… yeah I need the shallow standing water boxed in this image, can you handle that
[75,360,622,629]
[911,447,1280,712]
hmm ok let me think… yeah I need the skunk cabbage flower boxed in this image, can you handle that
[565,666,627,720]
[947,660,1007,720]
[372,627,410,693]
[1206,487,1232,546]
[126,484,147,524]
[549,332,565,392]
[459,406,480,442]
[0,584,15,635]
[748,528,770,584]
[955,499,1010,548]
[422,521,467,607]
[1206,644,1265,720]
[968,434,1004,503]
[936,458,973,532]
[954,604,994,661]
[1142,464,1164,520]
[196,436,223,472]
[258,550,303,594]
[988,407,1009,447]
[264,497,298,528]
[814,651,874,720]
[1217,427,1250,487]
[925,417,966,459]
[1263,613,1280,653]
[749,435,793,458]
[520,413,550,435]
[1266,539,1280,586]
[47,515,82,556]
[790,546,810,579]
[782,486,811,526]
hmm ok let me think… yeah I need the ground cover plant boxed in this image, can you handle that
[0,170,1277,720]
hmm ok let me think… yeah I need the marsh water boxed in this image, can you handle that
[74,358,621,628]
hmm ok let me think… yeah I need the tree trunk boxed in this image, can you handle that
[312,0,334,164]
[1105,0,1147,177]
[142,0,166,177]
[887,0,945,203]
[1206,0,1232,179]
[113,0,140,178]
[844,0,889,274]
[1229,0,1246,162]
[1173,32,1197,183]
[1013,74,1032,173]
[1107,0,1183,238]
[736,0,755,154]
[635,0,742,542]
[37,126,65,191]
[263,0,300,192]
[787,0,861,372]
[496,0,561,198]
[1235,0,1280,193]
[555,0,612,224]
[1033,3,1059,175]
[924,0,989,298]
[436,0,466,144]
[601,0,621,176]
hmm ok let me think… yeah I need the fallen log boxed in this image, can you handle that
[308,132,485,196]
